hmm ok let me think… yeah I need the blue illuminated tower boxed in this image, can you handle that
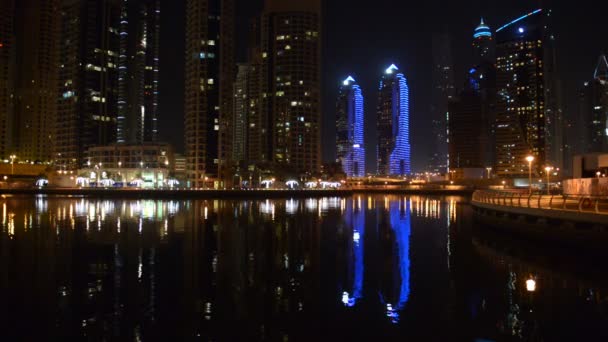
[377,64,411,176]
[472,18,494,65]
[336,76,365,177]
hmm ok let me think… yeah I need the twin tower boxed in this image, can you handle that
[336,64,411,178]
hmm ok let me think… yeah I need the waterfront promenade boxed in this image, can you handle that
[472,190,608,225]
[0,185,474,199]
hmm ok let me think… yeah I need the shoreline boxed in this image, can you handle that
[0,187,474,199]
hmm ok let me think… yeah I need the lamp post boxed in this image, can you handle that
[597,171,601,180]
[544,166,553,195]
[9,154,16,175]
[526,155,535,195]
[486,166,492,179]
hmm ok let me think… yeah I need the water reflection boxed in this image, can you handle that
[0,195,607,340]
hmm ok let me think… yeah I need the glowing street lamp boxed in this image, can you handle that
[9,154,16,175]
[526,278,536,292]
[544,166,553,195]
[526,155,535,195]
[597,171,601,180]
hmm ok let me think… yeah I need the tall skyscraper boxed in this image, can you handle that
[56,0,121,170]
[260,0,322,175]
[448,89,484,170]
[494,9,562,177]
[377,64,411,176]
[472,18,495,65]
[0,0,15,160]
[428,33,455,174]
[336,76,365,178]
[577,54,608,154]
[232,64,249,164]
[184,0,234,188]
[116,0,160,145]
[12,0,61,162]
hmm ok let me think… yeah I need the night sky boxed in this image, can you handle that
[159,0,608,172]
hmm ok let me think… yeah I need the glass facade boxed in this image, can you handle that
[336,76,365,178]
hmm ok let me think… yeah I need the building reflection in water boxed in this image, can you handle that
[1,195,605,340]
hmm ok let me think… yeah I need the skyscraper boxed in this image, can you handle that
[377,64,411,176]
[428,33,455,174]
[260,0,322,175]
[56,0,121,170]
[116,0,160,145]
[336,76,365,178]
[0,0,15,160]
[577,54,608,154]
[232,64,249,164]
[494,9,562,177]
[12,0,61,162]
[184,0,234,188]
[472,18,495,65]
[448,89,484,170]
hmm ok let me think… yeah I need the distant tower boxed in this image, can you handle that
[233,64,250,164]
[577,54,608,153]
[336,76,365,178]
[472,18,494,65]
[429,33,455,174]
[377,64,411,176]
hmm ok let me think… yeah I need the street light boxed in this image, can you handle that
[526,155,535,195]
[597,171,601,180]
[544,166,553,195]
[9,154,16,175]
[486,166,492,179]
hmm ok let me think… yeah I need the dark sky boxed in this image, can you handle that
[159,0,608,172]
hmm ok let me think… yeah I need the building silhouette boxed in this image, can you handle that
[0,0,15,160]
[577,54,608,154]
[472,18,495,66]
[336,76,365,178]
[377,64,411,176]
[116,0,160,145]
[56,0,121,170]
[12,0,61,162]
[184,0,235,188]
[428,33,455,174]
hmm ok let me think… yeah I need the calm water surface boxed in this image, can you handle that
[0,195,607,341]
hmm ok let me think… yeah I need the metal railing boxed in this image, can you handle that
[472,190,608,215]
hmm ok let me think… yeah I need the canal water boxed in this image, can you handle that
[0,195,607,341]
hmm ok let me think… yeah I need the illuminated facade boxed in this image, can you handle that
[377,64,411,176]
[56,0,121,170]
[336,76,365,178]
[577,54,608,153]
[494,9,562,177]
[232,64,250,163]
[184,0,235,188]
[260,0,322,175]
[116,0,160,144]
[0,0,14,160]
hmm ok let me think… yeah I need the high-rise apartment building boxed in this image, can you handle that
[12,0,61,162]
[184,0,234,188]
[494,9,562,177]
[336,76,365,178]
[56,0,121,170]
[428,33,455,174]
[260,0,322,175]
[116,0,160,145]
[232,64,249,164]
[577,54,608,154]
[377,64,411,176]
[448,89,484,169]
[0,0,15,160]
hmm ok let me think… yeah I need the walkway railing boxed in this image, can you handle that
[472,190,608,215]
